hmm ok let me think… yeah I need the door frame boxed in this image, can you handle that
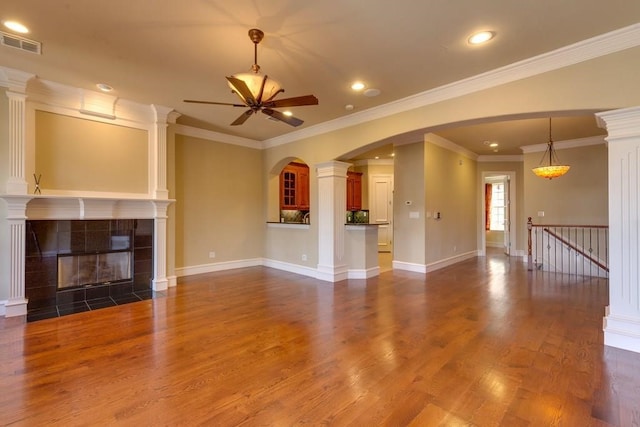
[369,173,394,253]
[480,171,516,256]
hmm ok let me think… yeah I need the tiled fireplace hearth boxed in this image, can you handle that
[26,219,156,321]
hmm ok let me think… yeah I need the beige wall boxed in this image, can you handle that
[174,133,264,269]
[34,111,148,193]
[424,139,477,263]
[524,143,608,225]
[393,142,426,264]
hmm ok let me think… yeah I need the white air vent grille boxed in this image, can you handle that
[1,32,42,54]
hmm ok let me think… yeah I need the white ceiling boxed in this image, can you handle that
[1,1,638,154]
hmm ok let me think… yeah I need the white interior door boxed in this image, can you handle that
[503,176,511,255]
[370,175,393,252]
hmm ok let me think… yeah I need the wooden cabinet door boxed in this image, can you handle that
[297,166,310,210]
[346,171,363,211]
[280,167,298,210]
[280,162,310,211]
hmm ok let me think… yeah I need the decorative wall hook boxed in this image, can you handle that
[33,174,42,195]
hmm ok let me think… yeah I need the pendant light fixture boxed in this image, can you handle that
[532,118,570,179]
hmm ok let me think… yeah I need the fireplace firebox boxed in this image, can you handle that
[58,251,133,289]
[25,219,155,321]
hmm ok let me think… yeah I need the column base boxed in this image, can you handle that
[316,264,348,283]
[152,278,169,292]
[4,298,28,317]
[604,311,640,353]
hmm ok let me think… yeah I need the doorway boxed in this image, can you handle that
[481,172,516,256]
[369,174,394,253]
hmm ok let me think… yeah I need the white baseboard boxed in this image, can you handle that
[175,258,263,277]
[393,251,479,274]
[426,250,478,273]
[348,266,380,279]
[393,260,427,273]
[262,259,318,279]
[176,258,379,283]
[0,300,6,317]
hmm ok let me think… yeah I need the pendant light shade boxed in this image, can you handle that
[532,118,570,179]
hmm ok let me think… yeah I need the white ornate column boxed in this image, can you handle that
[597,106,640,353]
[150,105,176,200]
[316,161,350,282]
[2,69,35,195]
[152,200,172,291]
[2,196,32,316]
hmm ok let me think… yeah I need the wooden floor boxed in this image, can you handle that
[2,252,640,426]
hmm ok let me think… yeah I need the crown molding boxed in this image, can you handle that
[264,23,640,148]
[426,133,478,160]
[477,155,524,163]
[173,124,261,149]
[520,135,606,154]
[352,159,394,167]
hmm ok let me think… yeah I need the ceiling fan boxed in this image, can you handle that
[184,28,318,127]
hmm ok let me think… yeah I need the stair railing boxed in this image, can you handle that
[527,217,609,277]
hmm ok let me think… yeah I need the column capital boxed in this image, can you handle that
[151,104,179,124]
[596,106,640,139]
[0,66,35,93]
[316,161,351,178]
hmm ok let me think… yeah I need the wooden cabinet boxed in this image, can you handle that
[346,171,363,211]
[280,162,310,210]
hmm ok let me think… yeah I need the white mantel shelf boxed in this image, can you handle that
[1,194,174,220]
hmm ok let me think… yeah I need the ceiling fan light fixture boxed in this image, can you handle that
[227,72,282,105]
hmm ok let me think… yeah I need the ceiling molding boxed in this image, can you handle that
[173,124,261,149]
[426,133,479,160]
[352,159,394,167]
[477,155,524,163]
[520,135,606,153]
[263,23,640,148]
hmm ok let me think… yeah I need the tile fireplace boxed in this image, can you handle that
[25,219,156,321]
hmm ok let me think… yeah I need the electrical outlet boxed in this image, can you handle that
[209,251,216,258]
[301,254,307,261]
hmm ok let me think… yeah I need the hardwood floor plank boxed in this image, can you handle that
[1,255,638,426]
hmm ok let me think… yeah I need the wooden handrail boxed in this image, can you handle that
[542,227,609,272]
[530,223,608,229]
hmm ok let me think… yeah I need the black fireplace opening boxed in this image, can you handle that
[57,251,133,290]
[25,219,160,322]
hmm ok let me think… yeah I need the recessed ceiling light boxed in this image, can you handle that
[96,83,113,92]
[3,20,29,34]
[351,82,365,91]
[489,142,498,148]
[468,31,495,45]
[345,104,354,111]
[283,111,293,117]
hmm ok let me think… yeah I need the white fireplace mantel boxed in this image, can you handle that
[1,194,174,220]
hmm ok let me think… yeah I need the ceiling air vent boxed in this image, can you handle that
[1,31,42,55]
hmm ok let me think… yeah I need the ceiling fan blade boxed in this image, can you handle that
[184,99,247,107]
[226,76,257,106]
[231,110,254,126]
[265,95,319,108]
[262,108,304,127]
[182,99,246,107]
